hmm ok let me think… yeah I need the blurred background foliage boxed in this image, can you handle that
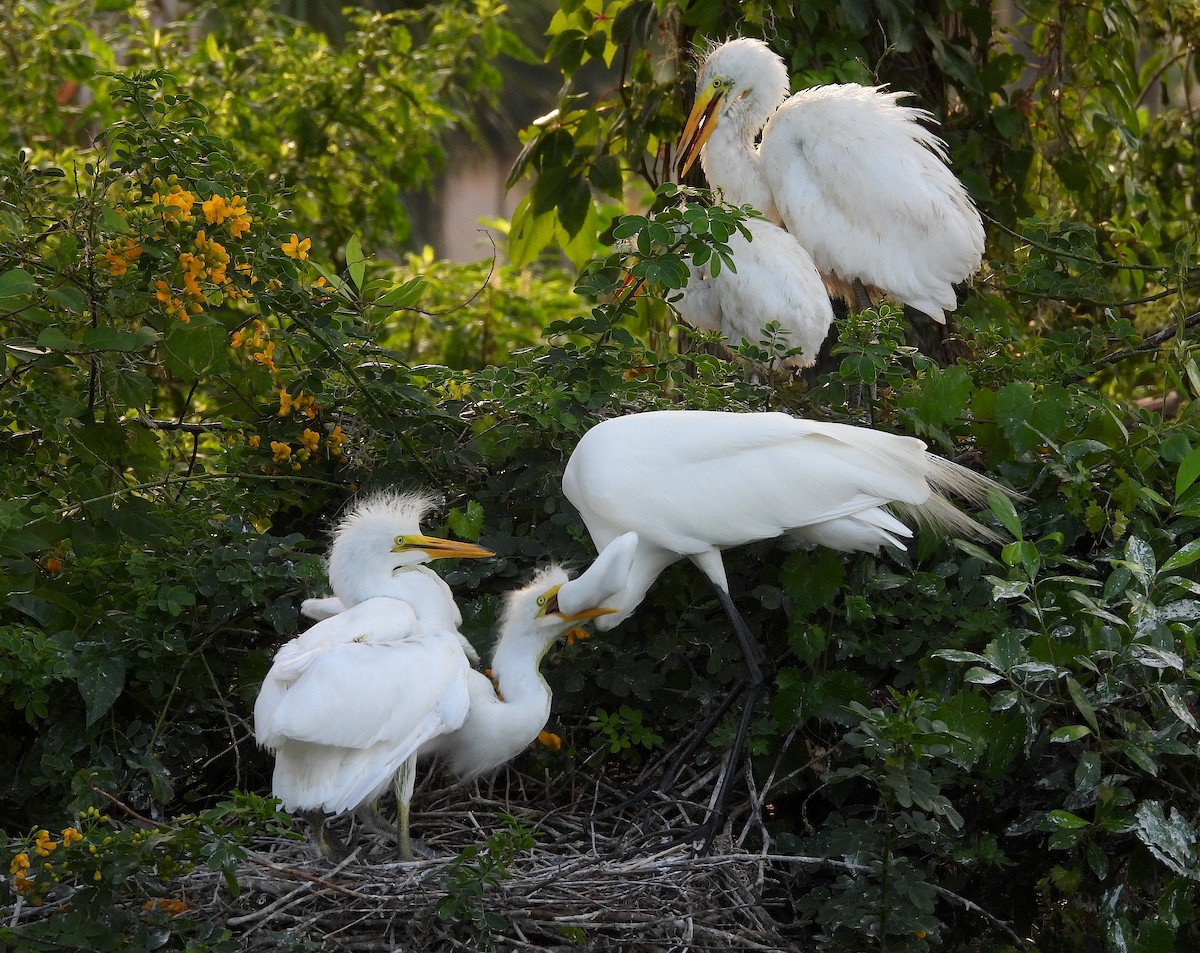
[1,0,1199,950]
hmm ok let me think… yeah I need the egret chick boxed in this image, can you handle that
[677,37,985,323]
[674,217,834,369]
[299,490,493,662]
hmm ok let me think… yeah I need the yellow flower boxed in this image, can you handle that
[277,389,295,417]
[537,730,562,751]
[328,425,347,458]
[270,441,291,463]
[299,429,320,454]
[61,828,83,848]
[248,434,260,448]
[103,237,142,276]
[34,830,56,856]
[153,187,196,224]
[281,234,311,260]
[253,341,277,372]
[13,870,34,894]
[10,852,30,874]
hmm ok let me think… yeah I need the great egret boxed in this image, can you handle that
[562,409,1014,840]
[298,490,493,662]
[676,38,985,323]
[674,218,834,369]
[255,531,639,860]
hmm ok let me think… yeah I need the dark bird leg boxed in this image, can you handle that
[593,586,765,852]
[851,278,874,313]
[300,810,354,861]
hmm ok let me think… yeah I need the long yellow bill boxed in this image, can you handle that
[559,605,619,623]
[676,81,725,179]
[392,535,494,559]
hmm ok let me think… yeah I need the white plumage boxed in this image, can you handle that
[562,410,1008,631]
[677,37,985,323]
[674,218,834,368]
[255,505,638,859]
[299,490,493,663]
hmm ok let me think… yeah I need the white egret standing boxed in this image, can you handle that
[676,38,985,323]
[674,218,834,369]
[255,531,638,860]
[298,491,493,662]
[563,410,1014,841]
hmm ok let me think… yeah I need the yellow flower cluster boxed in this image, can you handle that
[154,279,201,323]
[143,897,188,916]
[266,424,347,470]
[278,388,319,419]
[152,184,196,224]
[230,319,276,372]
[8,823,89,904]
[178,229,230,298]
[202,194,252,238]
[537,730,562,751]
[103,237,143,277]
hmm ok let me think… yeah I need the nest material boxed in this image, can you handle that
[182,763,797,952]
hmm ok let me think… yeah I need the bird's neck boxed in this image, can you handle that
[328,556,409,605]
[487,636,553,739]
[700,123,778,219]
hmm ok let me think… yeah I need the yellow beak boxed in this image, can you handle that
[676,80,725,179]
[391,535,495,559]
[558,605,619,623]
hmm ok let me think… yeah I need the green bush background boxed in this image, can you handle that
[1,0,1198,949]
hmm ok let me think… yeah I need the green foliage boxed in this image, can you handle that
[589,704,665,762]
[0,796,294,952]
[3,0,1200,950]
[435,813,541,950]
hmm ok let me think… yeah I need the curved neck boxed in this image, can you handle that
[489,637,553,735]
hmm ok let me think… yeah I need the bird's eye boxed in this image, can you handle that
[536,594,548,607]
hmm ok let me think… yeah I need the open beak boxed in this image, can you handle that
[676,81,724,179]
[392,535,494,559]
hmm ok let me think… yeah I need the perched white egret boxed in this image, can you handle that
[563,409,1014,842]
[676,38,985,323]
[298,491,493,663]
[674,218,834,369]
[255,531,638,861]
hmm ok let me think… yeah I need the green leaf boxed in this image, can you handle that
[1159,685,1198,730]
[77,653,126,727]
[162,316,226,377]
[1050,725,1092,743]
[35,326,78,350]
[0,267,36,299]
[1067,676,1099,733]
[47,284,87,312]
[1161,539,1200,574]
[378,277,426,309]
[346,235,366,291]
[1132,801,1198,878]
[988,489,1023,539]
[964,666,1003,685]
[83,325,161,351]
[1175,446,1200,499]
[446,501,485,542]
[1045,809,1089,829]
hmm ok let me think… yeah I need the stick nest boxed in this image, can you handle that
[180,765,797,952]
